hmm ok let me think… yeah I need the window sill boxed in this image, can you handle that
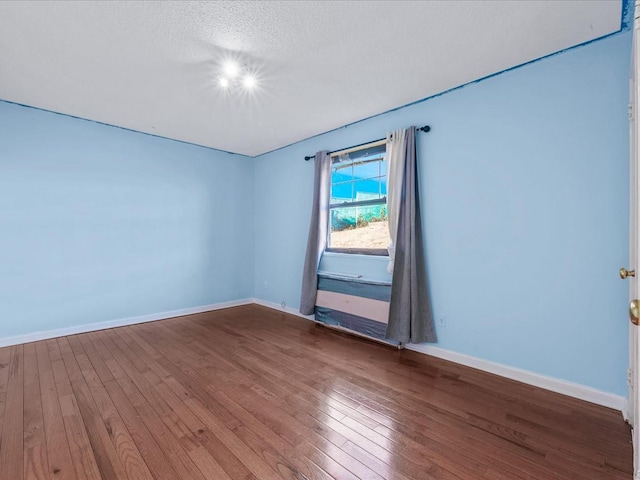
[325,248,389,257]
[323,251,388,260]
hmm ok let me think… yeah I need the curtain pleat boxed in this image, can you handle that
[385,129,406,274]
[385,127,437,343]
[299,151,332,315]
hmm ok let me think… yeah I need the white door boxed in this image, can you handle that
[629,4,640,477]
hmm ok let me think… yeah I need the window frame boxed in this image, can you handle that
[325,141,389,256]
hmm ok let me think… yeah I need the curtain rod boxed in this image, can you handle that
[304,125,430,161]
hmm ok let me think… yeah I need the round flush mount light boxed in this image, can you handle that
[222,60,240,79]
[218,59,258,91]
[242,74,256,89]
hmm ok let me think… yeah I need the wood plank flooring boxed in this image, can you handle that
[0,304,632,479]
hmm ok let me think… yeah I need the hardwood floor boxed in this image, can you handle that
[0,304,632,479]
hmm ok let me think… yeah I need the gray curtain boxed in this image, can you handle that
[385,127,437,343]
[300,151,331,315]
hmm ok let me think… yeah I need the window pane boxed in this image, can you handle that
[330,204,389,250]
[332,160,387,203]
[379,157,387,171]
[331,182,352,203]
[327,143,387,253]
[332,163,351,181]
[331,164,352,202]
[352,160,380,181]
[353,179,382,201]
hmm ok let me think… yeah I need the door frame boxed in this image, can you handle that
[630,3,640,477]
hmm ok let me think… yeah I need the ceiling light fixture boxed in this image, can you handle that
[242,74,256,89]
[222,60,240,78]
[217,60,259,92]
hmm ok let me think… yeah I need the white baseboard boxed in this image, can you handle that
[253,300,626,412]
[251,298,316,321]
[0,298,253,349]
[623,398,631,423]
[0,297,627,413]
[404,344,626,412]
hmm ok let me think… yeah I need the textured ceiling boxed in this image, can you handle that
[0,1,624,156]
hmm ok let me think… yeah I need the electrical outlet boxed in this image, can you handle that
[438,315,446,328]
[281,300,286,309]
[263,280,269,289]
[628,368,633,386]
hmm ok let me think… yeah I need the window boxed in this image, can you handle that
[327,141,389,255]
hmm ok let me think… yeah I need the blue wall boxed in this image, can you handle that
[254,31,632,395]
[0,102,254,338]
[0,30,632,396]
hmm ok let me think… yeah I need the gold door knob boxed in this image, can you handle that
[631,300,640,326]
[620,268,636,279]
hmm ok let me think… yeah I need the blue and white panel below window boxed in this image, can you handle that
[314,272,399,346]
